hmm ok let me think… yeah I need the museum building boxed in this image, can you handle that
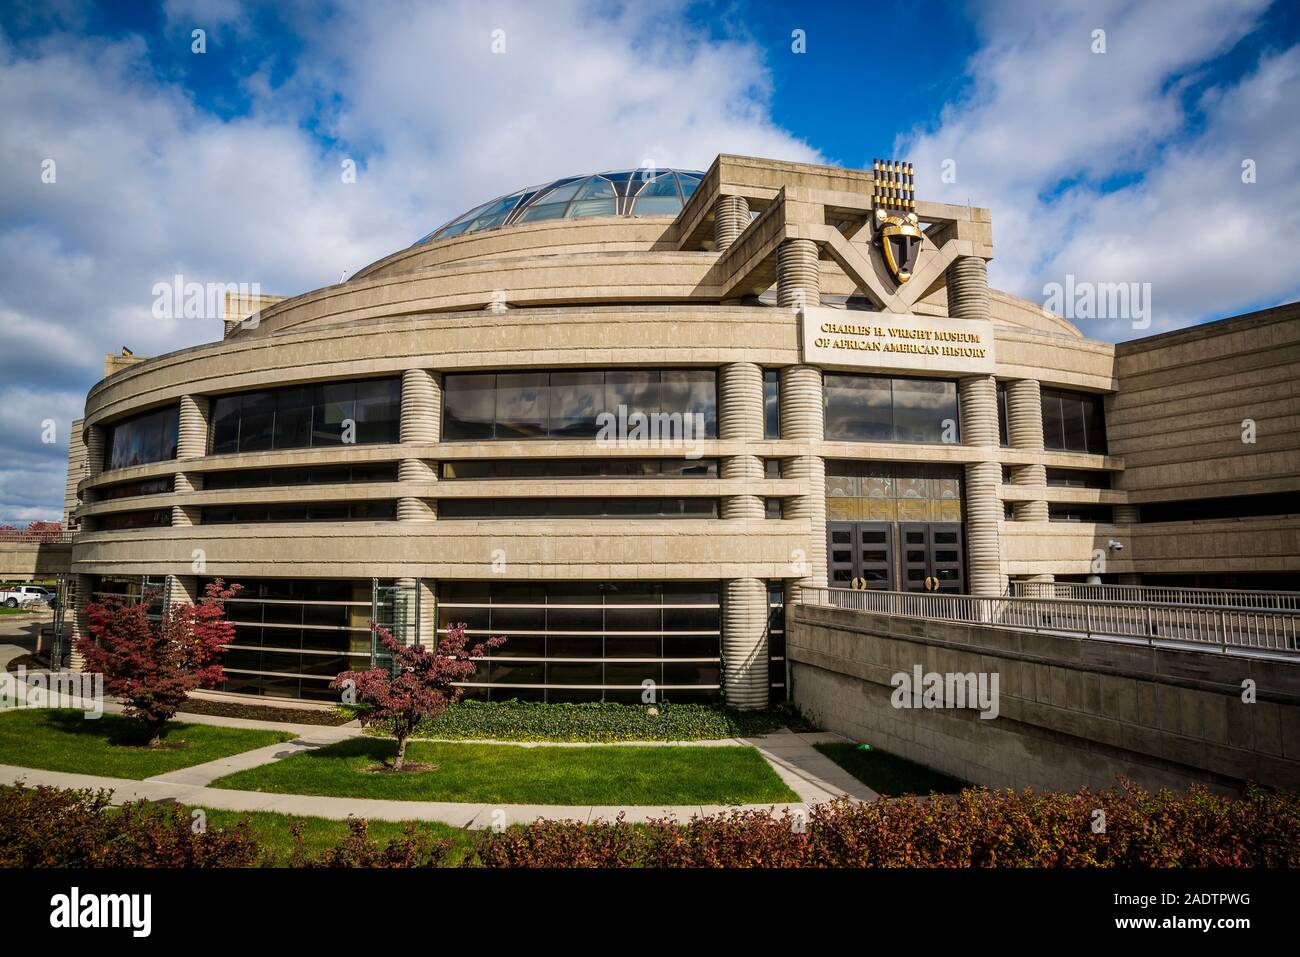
[62,155,1300,706]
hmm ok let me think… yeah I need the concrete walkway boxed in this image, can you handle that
[0,757,862,827]
[2,627,877,823]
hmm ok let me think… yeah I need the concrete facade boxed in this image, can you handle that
[58,153,1300,704]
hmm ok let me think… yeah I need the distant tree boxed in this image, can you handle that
[75,579,240,746]
[333,623,505,771]
[25,520,63,543]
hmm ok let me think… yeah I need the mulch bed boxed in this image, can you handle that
[5,654,48,672]
[176,697,353,726]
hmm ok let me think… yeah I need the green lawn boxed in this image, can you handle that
[213,738,798,805]
[198,808,475,866]
[814,742,968,797]
[0,709,295,779]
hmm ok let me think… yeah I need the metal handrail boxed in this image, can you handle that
[0,530,77,544]
[800,587,1300,657]
[1006,579,1300,611]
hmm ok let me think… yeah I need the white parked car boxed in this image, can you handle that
[0,585,54,608]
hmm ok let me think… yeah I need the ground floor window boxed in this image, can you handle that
[199,577,374,701]
[439,580,721,703]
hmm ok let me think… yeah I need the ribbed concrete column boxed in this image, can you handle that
[177,395,209,459]
[172,470,202,527]
[719,362,764,519]
[958,375,998,446]
[720,362,763,442]
[778,366,823,441]
[399,370,439,522]
[945,256,992,322]
[714,195,750,251]
[958,374,1005,597]
[69,574,93,672]
[778,364,826,588]
[401,369,439,444]
[85,426,105,480]
[417,580,437,649]
[397,458,437,522]
[964,461,1004,596]
[173,397,204,531]
[1112,504,1139,523]
[948,257,1003,597]
[1006,379,1044,451]
[1011,466,1049,522]
[1005,378,1048,522]
[723,578,769,710]
[782,455,827,587]
[165,575,197,608]
[777,238,819,311]
[721,456,764,519]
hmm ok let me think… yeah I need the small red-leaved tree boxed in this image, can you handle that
[75,579,241,746]
[332,623,505,771]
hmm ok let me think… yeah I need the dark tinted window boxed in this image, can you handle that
[442,373,496,439]
[996,381,1009,447]
[98,508,172,530]
[823,374,958,444]
[1041,388,1107,454]
[208,378,401,455]
[204,463,398,490]
[1045,468,1111,489]
[763,369,780,439]
[438,498,718,518]
[99,476,174,500]
[440,458,716,479]
[442,370,718,440]
[1048,504,1114,523]
[104,405,180,471]
[202,501,396,524]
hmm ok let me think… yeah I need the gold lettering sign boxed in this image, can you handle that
[800,307,996,375]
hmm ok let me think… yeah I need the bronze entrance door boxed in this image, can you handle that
[898,523,964,593]
[828,521,894,590]
[828,522,965,594]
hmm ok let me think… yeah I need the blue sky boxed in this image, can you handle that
[1,0,1298,521]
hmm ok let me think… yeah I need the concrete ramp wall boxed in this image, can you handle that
[0,542,72,580]
[789,603,1300,794]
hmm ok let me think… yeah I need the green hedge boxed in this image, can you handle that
[407,700,805,742]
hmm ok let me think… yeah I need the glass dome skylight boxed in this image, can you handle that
[415,169,704,245]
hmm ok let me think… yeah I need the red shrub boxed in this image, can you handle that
[75,579,241,745]
[0,785,259,867]
[332,622,505,771]
[466,781,1300,868]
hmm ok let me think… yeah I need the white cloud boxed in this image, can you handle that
[0,0,816,516]
[898,0,1299,338]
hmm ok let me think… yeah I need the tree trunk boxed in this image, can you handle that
[393,734,409,772]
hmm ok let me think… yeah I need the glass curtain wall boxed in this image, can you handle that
[823,374,960,444]
[438,581,721,703]
[103,406,180,471]
[442,370,717,440]
[210,378,401,455]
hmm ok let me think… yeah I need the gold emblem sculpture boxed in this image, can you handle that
[872,159,920,284]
